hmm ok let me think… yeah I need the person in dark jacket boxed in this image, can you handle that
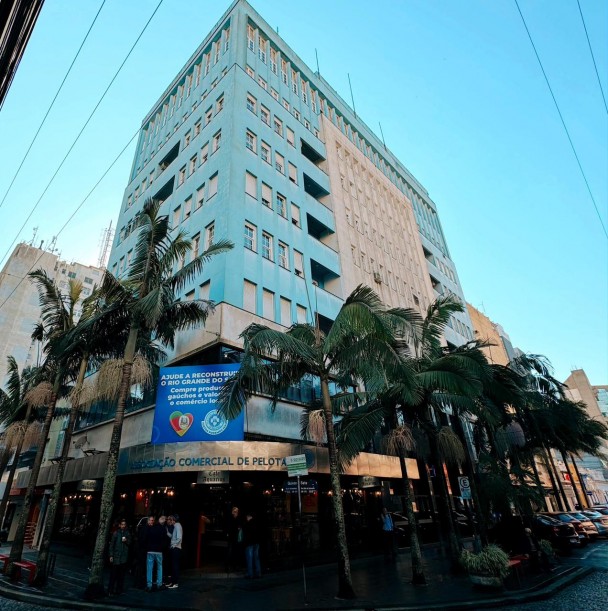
[108,519,131,596]
[226,506,242,572]
[144,516,166,592]
[243,512,261,579]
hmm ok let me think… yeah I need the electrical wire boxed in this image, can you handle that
[576,0,608,116]
[514,0,608,240]
[0,129,139,313]
[0,0,165,268]
[0,0,107,212]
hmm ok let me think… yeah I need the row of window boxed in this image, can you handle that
[243,222,304,276]
[243,278,308,328]
[177,131,221,187]
[244,171,301,226]
[245,129,298,184]
[246,91,306,146]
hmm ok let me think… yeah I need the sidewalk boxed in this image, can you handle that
[0,542,592,611]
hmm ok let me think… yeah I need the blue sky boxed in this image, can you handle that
[0,0,606,384]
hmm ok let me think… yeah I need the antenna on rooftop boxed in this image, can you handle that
[30,227,39,246]
[378,122,387,150]
[347,73,357,118]
[315,48,320,76]
[97,221,114,269]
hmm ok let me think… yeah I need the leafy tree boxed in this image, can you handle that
[219,286,409,598]
[85,198,232,597]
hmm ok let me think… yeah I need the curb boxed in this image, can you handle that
[0,565,595,611]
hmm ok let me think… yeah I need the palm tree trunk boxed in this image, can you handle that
[561,451,586,510]
[0,415,31,529]
[0,449,11,485]
[35,356,89,585]
[546,447,570,510]
[397,453,426,584]
[320,377,355,599]
[85,327,138,598]
[8,375,60,574]
[530,455,548,511]
[569,454,589,509]
[539,447,564,511]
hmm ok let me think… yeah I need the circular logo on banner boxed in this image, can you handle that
[201,409,229,436]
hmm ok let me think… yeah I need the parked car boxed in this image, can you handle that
[541,512,589,546]
[531,514,579,551]
[591,507,608,516]
[582,510,608,536]
[568,512,600,540]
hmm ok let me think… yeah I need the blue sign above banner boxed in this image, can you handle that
[151,364,243,444]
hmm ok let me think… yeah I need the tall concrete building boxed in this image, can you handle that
[17,1,475,563]
[466,303,512,366]
[0,242,104,385]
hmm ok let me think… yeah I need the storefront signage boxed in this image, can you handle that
[284,479,318,494]
[358,475,380,489]
[77,479,100,492]
[197,470,229,485]
[152,364,243,444]
[286,454,308,477]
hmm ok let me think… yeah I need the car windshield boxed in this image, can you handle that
[583,511,602,518]
[556,514,576,522]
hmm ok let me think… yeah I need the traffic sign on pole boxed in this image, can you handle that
[286,454,308,477]
[459,476,472,500]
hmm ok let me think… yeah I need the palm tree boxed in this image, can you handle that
[0,358,42,528]
[219,285,410,599]
[7,270,86,572]
[85,197,232,597]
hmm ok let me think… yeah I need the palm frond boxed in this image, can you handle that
[436,426,466,465]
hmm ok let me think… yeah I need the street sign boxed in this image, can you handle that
[459,476,472,500]
[286,454,308,477]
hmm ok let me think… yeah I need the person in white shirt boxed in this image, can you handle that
[167,515,183,588]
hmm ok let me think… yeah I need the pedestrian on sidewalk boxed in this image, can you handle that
[243,512,261,579]
[167,515,182,588]
[144,515,166,592]
[380,508,396,562]
[158,515,172,586]
[108,518,131,596]
[226,506,242,572]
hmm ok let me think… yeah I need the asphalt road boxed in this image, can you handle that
[0,599,47,611]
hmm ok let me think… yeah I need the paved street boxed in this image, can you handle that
[0,601,47,611]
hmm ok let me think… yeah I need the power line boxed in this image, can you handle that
[0,128,139,314]
[514,0,608,240]
[576,0,608,115]
[0,0,165,268]
[0,0,107,212]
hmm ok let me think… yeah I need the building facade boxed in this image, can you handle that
[15,1,476,566]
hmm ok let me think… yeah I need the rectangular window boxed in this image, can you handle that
[205,107,212,125]
[297,304,307,323]
[294,250,304,276]
[276,193,287,217]
[127,194,132,208]
[246,172,257,198]
[247,24,255,51]
[270,48,277,74]
[204,54,211,75]
[224,27,230,52]
[280,297,291,326]
[184,196,192,219]
[205,222,215,248]
[178,166,186,186]
[185,290,195,301]
[172,206,181,227]
[274,117,283,136]
[262,232,273,261]
[189,155,197,175]
[261,141,270,164]
[278,242,289,269]
[257,76,267,90]
[271,88,279,101]
[149,170,154,185]
[291,69,298,94]
[288,162,297,184]
[200,143,209,166]
[283,99,290,111]
[261,105,270,125]
[196,184,205,209]
[259,36,267,62]
[134,186,140,200]
[243,280,257,313]
[184,131,191,147]
[261,182,272,208]
[262,289,275,320]
[244,223,256,251]
[246,130,257,152]
[216,95,224,113]
[301,79,308,104]
[200,280,210,300]
[287,127,295,147]
[212,130,221,152]
[194,63,201,87]
[281,59,288,84]
[214,41,220,64]
[208,173,218,198]
[192,233,200,258]
[247,94,256,114]
[304,119,310,130]
[293,109,301,121]
[291,203,300,227]
[246,65,255,79]
[275,152,284,174]
[194,121,201,137]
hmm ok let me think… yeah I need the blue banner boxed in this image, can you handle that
[151,364,243,444]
